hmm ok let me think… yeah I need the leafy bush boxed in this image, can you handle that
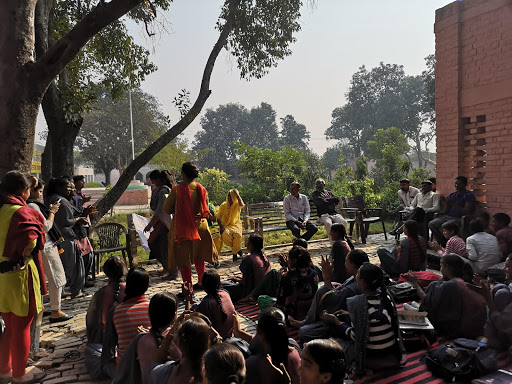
[407,167,432,189]
[379,182,400,218]
[85,181,103,188]
[197,168,233,205]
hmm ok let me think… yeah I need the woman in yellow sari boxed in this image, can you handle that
[163,163,217,292]
[215,189,245,263]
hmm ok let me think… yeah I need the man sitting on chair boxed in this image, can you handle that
[311,178,347,243]
[284,182,318,241]
[389,178,420,236]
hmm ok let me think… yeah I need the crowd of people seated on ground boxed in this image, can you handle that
[3,165,512,383]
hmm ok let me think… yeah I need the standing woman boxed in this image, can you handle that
[47,177,86,296]
[163,162,216,292]
[0,171,47,383]
[27,179,72,323]
[144,170,175,279]
[215,189,245,262]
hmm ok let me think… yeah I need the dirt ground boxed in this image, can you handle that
[32,234,394,383]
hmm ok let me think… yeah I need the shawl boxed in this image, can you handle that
[174,182,209,243]
[1,194,47,295]
[217,190,242,228]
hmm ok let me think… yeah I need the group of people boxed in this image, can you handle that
[0,171,97,383]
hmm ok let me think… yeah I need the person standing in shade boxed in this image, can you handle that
[284,182,317,241]
[214,189,245,262]
[311,178,346,243]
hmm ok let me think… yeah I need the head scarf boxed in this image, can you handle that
[217,190,242,227]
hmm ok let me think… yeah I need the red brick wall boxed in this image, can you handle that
[435,0,512,216]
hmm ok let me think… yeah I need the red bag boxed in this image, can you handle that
[398,271,441,288]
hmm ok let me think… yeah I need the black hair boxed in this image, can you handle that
[203,343,246,384]
[441,221,459,235]
[123,268,150,301]
[470,218,486,234]
[399,178,410,184]
[181,162,200,180]
[103,256,128,303]
[346,249,369,269]
[456,176,468,185]
[404,220,426,263]
[441,254,465,279]
[202,270,227,322]
[34,179,45,190]
[178,316,211,382]
[0,171,33,195]
[46,176,71,197]
[149,170,174,188]
[149,292,177,348]
[428,177,436,184]
[73,175,85,183]
[257,308,289,370]
[292,238,308,249]
[304,339,346,383]
[330,223,347,238]
[493,213,511,227]
[248,234,269,269]
[295,247,313,269]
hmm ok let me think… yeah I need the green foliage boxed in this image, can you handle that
[279,115,310,150]
[149,137,191,174]
[407,167,432,189]
[323,145,343,171]
[367,127,409,161]
[355,156,368,180]
[379,182,401,218]
[197,168,233,206]
[220,0,302,79]
[85,181,103,188]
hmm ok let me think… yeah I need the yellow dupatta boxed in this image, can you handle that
[217,190,242,231]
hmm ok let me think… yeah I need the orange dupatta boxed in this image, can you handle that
[174,182,210,243]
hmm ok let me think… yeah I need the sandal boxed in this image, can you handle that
[62,349,81,362]
[12,367,46,384]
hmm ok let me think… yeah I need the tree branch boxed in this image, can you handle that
[92,0,242,223]
[32,0,143,90]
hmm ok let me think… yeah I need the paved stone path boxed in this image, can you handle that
[32,234,394,383]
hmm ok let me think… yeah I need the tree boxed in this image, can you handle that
[325,62,432,164]
[323,145,343,171]
[193,102,281,176]
[279,115,310,150]
[0,0,303,221]
[197,168,232,206]
[354,156,368,180]
[148,137,191,175]
[39,0,159,179]
[76,89,168,185]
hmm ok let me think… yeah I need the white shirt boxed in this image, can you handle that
[408,191,440,213]
[466,232,502,275]
[283,193,310,222]
[398,187,420,207]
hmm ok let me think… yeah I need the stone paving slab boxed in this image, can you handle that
[31,234,394,383]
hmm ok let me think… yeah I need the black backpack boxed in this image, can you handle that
[425,339,497,382]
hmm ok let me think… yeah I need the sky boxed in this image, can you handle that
[36,0,451,155]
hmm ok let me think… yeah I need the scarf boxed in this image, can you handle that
[174,182,209,243]
[217,190,242,227]
[1,194,47,295]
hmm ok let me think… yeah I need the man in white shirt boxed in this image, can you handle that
[465,218,501,275]
[407,180,440,214]
[284,182,318,241]
[390,178,420,236]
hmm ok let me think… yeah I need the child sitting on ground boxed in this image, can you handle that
[429,221,468,258]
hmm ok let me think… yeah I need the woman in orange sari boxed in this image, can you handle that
[163,163,216,292]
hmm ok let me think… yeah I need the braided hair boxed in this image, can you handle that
[257,308,290,370]
[148,292,177,347]
[202,270,227,322]
[247,234,269,269]
[203,343,246,384]
[404,220,426,263]
[178,316,212,382]
[103,256,127,303]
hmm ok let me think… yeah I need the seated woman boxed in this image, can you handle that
[149,314,217,384]
[290,250,370,343]
[404,254,487,339]
[465,218,501,276]
[429,221,468,258]
[234,308,301,384]
[329,223,352,284]
[202,343,246,384]
[299,339,346,384]
[321,263,406,376]
[192,270,235,340]
[114,292,180,384]
[225,234,271,302]
[472,255,512,350]
[377,220,426,277]
[276,246,319,321]
[214,189,245,262]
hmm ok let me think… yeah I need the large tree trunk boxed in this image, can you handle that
[0,0,42,175]
[41,136,53,182]
[41,81,83,177]
[415,136,423,168]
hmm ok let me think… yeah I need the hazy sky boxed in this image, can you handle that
[37,0,451,155]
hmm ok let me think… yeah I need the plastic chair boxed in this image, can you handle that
[91,222,131,279]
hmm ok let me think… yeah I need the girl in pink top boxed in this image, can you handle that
[429,221,468,258]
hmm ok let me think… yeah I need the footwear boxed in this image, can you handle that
[0,370,12,384]
[213,260,221,268]
[61,291,72,298]
[49,314,74,323]
[389,230,397,236]
[42,310,51,317]
[84,280,94,288]
[232,254,238,262]
[12,367,46,384]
